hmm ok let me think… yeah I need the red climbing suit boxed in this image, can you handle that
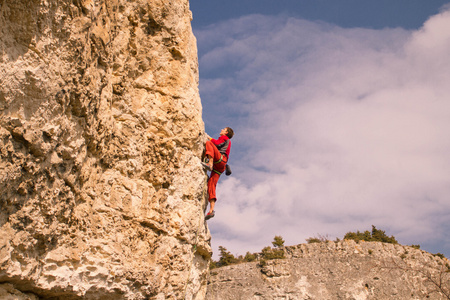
[205,136,230,201]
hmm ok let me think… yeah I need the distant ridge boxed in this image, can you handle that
[207,240,450,299]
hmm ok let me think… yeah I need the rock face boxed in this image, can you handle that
[0,0,211,299]
[207,241,450,299]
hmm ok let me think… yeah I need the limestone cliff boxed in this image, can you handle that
[207,241,450,299]
[0,0,211,299]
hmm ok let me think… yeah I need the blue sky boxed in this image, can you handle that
[190,1,450,259]
[191,0,450,29]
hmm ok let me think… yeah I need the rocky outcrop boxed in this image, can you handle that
[207,240,450,299]
[0,0,210,299]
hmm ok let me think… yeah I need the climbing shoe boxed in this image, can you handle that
[205,211,215,220]
[201,162,212,171]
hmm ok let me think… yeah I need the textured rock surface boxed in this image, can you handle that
[207,241,450,299]
[0,0,210,299]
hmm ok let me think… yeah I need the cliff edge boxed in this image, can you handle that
[0,0,210,299]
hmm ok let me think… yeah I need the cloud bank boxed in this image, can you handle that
[196,8,450,258]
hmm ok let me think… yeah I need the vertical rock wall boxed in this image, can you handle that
[0,0,211,299]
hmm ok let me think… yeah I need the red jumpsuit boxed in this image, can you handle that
[205,136,231,202]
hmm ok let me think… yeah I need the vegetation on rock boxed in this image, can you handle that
[210,226,447,270]
[272,235,285,248]
[211,236,285,269]
[343,225,398,244]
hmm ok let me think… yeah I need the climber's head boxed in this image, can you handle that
[224,127,234,139]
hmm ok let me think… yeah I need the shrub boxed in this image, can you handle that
[272,235,285,248]
[218,246,238,267]
[306,237,321,244]
[344,225,398,244]
[433,253,446,260]
[259,259,267,267]
[210,260,217,269]
[306,234,330,244]
[259,236,286,261]
[244,251,257,262]
[261,246,285,260]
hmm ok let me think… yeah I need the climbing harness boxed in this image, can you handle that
[211,154,227,175]
[212,169,223,175]
[213,155,224,164]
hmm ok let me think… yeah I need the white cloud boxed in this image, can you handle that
[197,10,450,259]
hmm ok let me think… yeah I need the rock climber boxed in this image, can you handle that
[202,127,234,220]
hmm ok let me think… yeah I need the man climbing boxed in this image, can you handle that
[202,127,234,220]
